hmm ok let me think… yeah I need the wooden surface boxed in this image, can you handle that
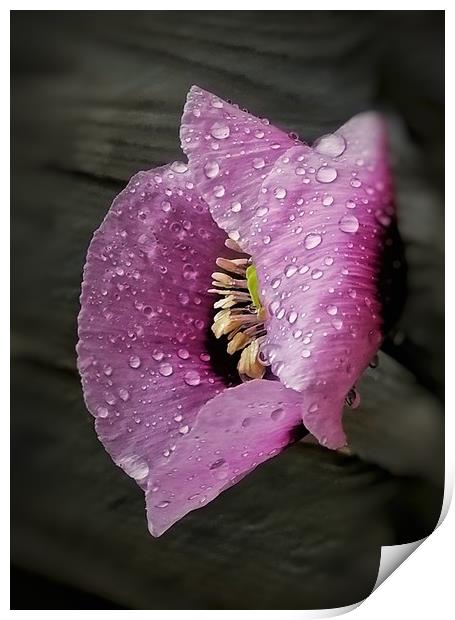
[11,11,444,610]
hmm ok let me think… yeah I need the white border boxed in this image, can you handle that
[6,5,450,617]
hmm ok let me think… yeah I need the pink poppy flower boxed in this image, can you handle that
[77,86,396,536]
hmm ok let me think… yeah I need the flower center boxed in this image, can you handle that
[209,239,267,380]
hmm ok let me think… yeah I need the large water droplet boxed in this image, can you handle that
[331,318,343,330]
[97,406,109,418]
[339,214,359,233]
[177,348,190,359]
[204,161,220,179]
[326,304,338,316]
[184,370,201,386]
[316,167,338,183]
[252,157,265,170]
[231,201,242,213]
[322,195,334,206]
[274,187,287,199]
[213,185,225,198]
[159,363,173,376]
[171,161,188,173]
[304,233,322,249]
[210,122,230,139]
[287,311,298,324]
[129,355,141,369]
[284,265,298,278]
[314,133,346,158]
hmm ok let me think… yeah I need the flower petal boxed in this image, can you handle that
[77,164,234,489]
[146,379,304,536]
[250,113,395,447]
[180,85,297,252]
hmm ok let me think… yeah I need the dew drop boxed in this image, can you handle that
[331,318,343,330]
[252,157,265,170]
[97,406,109,418]
[171,161,188,173]
[152,350,164,362]
[346,200,356,209]
[159,363,173,376]
[314,133,346,158]
[308,402,319,413]
[284,265,298,278]
[231,201,242,213]
[322,195,334,206]
[177,348,190,360]
[311,269,323,280]
[210,122,230,139]
[179,424,190,435]
[184,370,201,386]
[287,311,298,324]
[301,349,311,358]
[256,206,269,217]
[129,355,141,369]
[316,167,338,183]
[119,388,130,402]
[161,200,171,213]
[304,233,322,249]
[274,187,287,199]
[271,277,281,289]
[204,161,220,179]
[213,185,225,198]
[339,215,359,233]
[350,179,362,188]
[270,407,284,421]
[326,304,338,316]
[157,501,170,508]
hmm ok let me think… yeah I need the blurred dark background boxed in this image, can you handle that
[11,11,444,610]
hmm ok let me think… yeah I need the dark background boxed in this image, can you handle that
[11,11,444,610]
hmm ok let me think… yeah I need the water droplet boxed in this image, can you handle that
[322,195,334,206]
[119,388,130,401]
[284,265,298,278]
[177,348,190,359]
[324,256,334,266]
[346,200,356,209]
[211,98,223,108]
[252,157,265,170]
[157,501,170,508]
[256,206,269,217]
[271,277,281,289]
[316,167,338,183]
[350,178,362,188]
[129,355,141,369]
[263,235,271,245]
[210,122,230,139]
[288,311,298,324]
[204,161,220,179]
[270,407,284,421]
[326,304,338,316]
[308,402,319,413]
[311,269,323,280]
[184,370,201,386]
[331,318,343,330]
[159,363,173,376]
[339,215,359,233]
[314,133,346,158]
[200,353,211,362]
[274,187,287,199]
[97,406,109,418]
[152,350,164,362]
[231,201,242,212]
[103,365,113,376]
[375,209,391,226]
[161,200,171,213]
[178,292,189,306]
[213,185,225,198]
[293,329,303,339]
[179,424,190,435]
[304,233,322,249]
[295,167,306,176]
[301,349,311,358]
[171,161,188,173]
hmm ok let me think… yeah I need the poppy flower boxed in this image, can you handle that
[77,86,396,536]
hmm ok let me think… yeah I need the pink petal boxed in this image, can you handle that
[145,379,303,536]
[180,85,298,252]
[249,113,395,447]
[77,163,234,489]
